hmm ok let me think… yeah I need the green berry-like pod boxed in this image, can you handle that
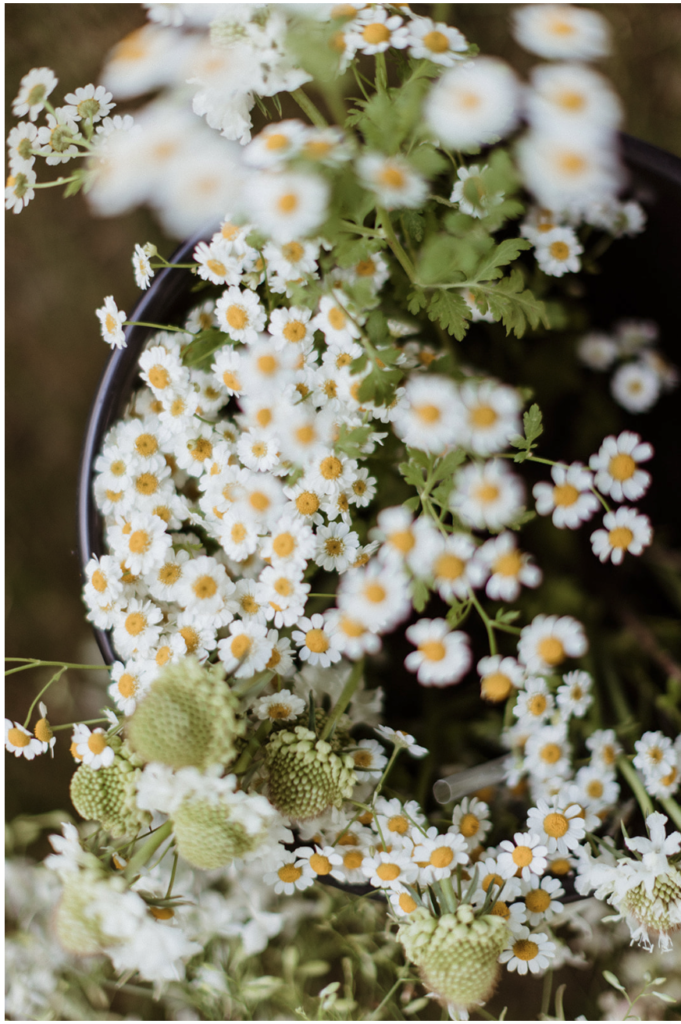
[126,657,246,771]
[621,867,681,937]
[70,741,151,838]
[313,708,351,751]
[53,877,109,955]
[265,726,357,820]
[398,905,508,1010]
[172,798,264,870]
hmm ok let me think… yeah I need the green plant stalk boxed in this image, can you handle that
[290,87,328,128]
[22,666,67,726]
[617,756,654,819]
[51,717,112,731]
[468,588,498,656]
[232,720,273,775]
[320,659,364,741]
[377,207,416,281]
[659,795,681,830]
[125,821,173,879]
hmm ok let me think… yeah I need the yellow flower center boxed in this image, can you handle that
[91,569,108,593]
[379,166,405,189]
[296,492,320,516]
[553,483,579,506]
[364,583,386,604]
[459,812,480,838]
[423,29,449,53]
[148,365,170,389]
[309,853,331,875]
[226,305,248,331]
[192,575,217,600]
[544,812,569,838]
[512,845,533,868]
[278,192,299,213]
[513,939,539,961]
[149,906,175,920]
[389,529,414,553]
[557,152,586,176]
[549,241,570,261]
[491,900,510,919]
[586,780,604,799]
[418,640,447,662]
[206,258,226,277]
[363,22,391,45]
[528,694,547,717]
[282,241,305,263]
[35,718,53,743]
[608,526,634,550]
[388,815,409,835]
[327,307,346,330]
[540,743,562,764]
[414,403,440,424]
[265,132,289,151]
[550,858,571,875]
[231,634,252,659]
[340,616,364,638]
[8,728,30,748]
[344,850,364,870]
[179,626,199,654]
[494,551,523,577]
[87,733,107,755]
[481,672,512,702]
[482,872,504,891]
[376,862,400,881]
[320,455,342,479]
[399,892,417,913]
[608,452,636,481]
[190,438,212,461]
[476,483,499,504]
[257,354,278,375]
[435,553,464,580]
[125,612,146,636]
[306,628,329,654]
[273,532,296,557]
[135,433,158,457]
[278,864,302,883]
[537,636,565,665]
[353,750,373,768]
[469,404,498,428]
[431,846,454,868]
[118,673,137,698]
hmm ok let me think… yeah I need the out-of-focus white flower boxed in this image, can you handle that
[244,170,329,242]
[611,361,662,413]
[512,4,611,61]
[425,57,519,150]
[590,506,652,565]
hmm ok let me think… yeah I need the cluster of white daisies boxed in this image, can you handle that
[578,318,678,414]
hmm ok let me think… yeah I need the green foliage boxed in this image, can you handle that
[510,403,544,461]
[334,422,374,458]
[473,270,549,338]
[182,328,231,370]
[427,291,470,340]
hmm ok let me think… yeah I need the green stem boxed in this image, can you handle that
[376,207,416,281]
[371,746,401,807]
[468,589,497,656]
[32,175,79,189]
[6,658,108,671]
[617,756,654,819]
[374,51,388,92]
[339,220,386,239]
[659,796,681,831]
[540,968,554,1020]
[165,852,179,900]
[232,721,272,774]
[125,821,173,879]
[320,659,364,741]
[367,970,409,1021]
[23,666,67,728]
[124,321,187,333]
[290,87,328,128]
[51,717,112,732]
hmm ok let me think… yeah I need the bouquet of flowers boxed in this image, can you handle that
[7,4,681,1020]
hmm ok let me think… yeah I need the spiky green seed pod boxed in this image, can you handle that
[53,877,109,955]
[126,657,245,771]
[398,905,508,1011]
[621,868,681,938]
[265,726,356,820]
[172,798,264,870]
[313,708,351,752]
[70,740,151,838]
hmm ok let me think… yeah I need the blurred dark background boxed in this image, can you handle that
[6,3,681,825]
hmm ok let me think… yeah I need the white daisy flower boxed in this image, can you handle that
[306,450,359,498]
[254,690,307,724]
[450,459,525,531]
[497,832,548,882]
[346,8,410,54]
[260,569,310,629]
[264,851,315,895]
[261,517,316,570]
[218,508,260,563]
[586,728,621,774]
[477,532,541,602]
[193,239,241,287]
[518,614,587,674]
[450,797,491,850]
[633,731,675,781]
[412,832,469,883]
[83,553,123,610]
[590,506,652,564]
[215,286,266,344]
[12,66,58,120]
[108,660,147,715]
[589,431,653,502]
[292,614,342,668]
[514,677,554,727]
[374,725,428,759]
[267,305,315,352]
[573,765,620,811]
[217,621,273,679]
[556,670,593,719]
[212,347,244,397]
[96,296,127,350]
[611,361,662,413]
[171,614,217,663]
[425,57,519,150]
[478,654,526,703]
[375,796,427,841]
[533,462,599,529]
[348,468,377,508]
[512,4,611,60]
[132,243,154,290]
[426,532,487,602]
[527,62,621,133]
[577,331,618,370]
[237,432,280,474]
[5,167,36,213]
[518,129,621,217]
[405,618,471,687]
[615,318,659,355]
[521,876,565,927]
[4,720,45,760]
[112,598,164,659]
[178,556,235,622]
[240,339,298,398]
[323,609,382,661]
[337,561,412,633]
[356,153,428,210]
[263,238,320,282]
[243,119,308,169]
[534,226,583,277]
[451,379,522,455]
[314,522,360,573]
[36,106,81,165]
[362,850,418,892]
[393,375,461,453]
[139,345,188,395]
[374,507,436,573]
[108,513,172,577]
[64,83,114,122]
[450,164,504,220]
[499,927,556,976]
[296,844,345,882]
[526,799,587,856]
[524,724,572,781]
[388,890,422,917]
[73,725,115,770]
[348,739,387,779]
[313,292,363,347]
[474,856,522,904]
[407,17,468,66]
[244,170,330,243]
[7,121,38,171]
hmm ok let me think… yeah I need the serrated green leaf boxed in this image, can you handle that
[181,328,230,370]
[482,269,549,338]
[407,288,428,315]
[403,495,421,511]
[409,143,448,177]
[427,291,470,340]
[417,235,469,285]
[432,448,466,482]
[523,404,543,445]
[431,480,455,505]
[334,422,374,458]
[471,237,532,283]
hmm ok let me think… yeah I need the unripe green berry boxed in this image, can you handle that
[399,905,508,1010]
[126,657,245,771]
[265,726,356,820]
[172,798,264,870]
[54,878,109,955]
[70,741,150,837]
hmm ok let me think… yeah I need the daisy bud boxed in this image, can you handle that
[126,657,245,772]
[70,739,151,838]
[398,905,509,1012]
[265,726,356,820]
